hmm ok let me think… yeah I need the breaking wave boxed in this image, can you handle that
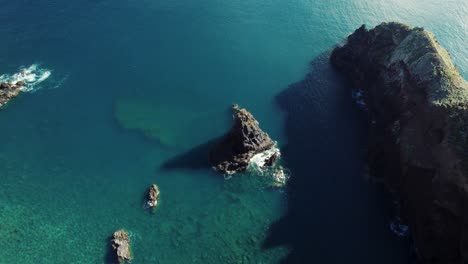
[0,64,54,92]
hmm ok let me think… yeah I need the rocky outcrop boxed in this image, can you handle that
[331,22,468,263]
[0,81,24,108]
[111,230,132,263]
[147,184,160,208]
[209,105,280,174]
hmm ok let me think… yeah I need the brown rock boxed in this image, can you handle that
[147,184,160,208]
[15,81,25,87]
[209,106,277,174]
[264,152,280,167]
[111,229,132,263]
[0,82,22,109]
[0,82,12,89]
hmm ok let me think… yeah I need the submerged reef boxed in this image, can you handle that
[209,105,281,174]
[113,98,181,147]
[0,81,24,108]
[332,22,468,263]
[113,97,226,148]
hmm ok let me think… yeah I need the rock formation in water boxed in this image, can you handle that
[0,81,24,108]
[147,184,160,208]
[331,22,468,263]
[111,229,132,263]
[209,105,280,174]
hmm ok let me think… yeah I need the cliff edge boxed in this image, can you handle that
[331,22,468,263]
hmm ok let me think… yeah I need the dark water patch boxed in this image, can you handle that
[265,52,412,263]
[160,138,219,171]
[104,234,119,264]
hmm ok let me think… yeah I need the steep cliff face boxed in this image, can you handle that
[331,22,468,263]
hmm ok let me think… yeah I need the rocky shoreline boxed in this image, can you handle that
[331,22,468,263]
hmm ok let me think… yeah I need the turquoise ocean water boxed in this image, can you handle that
[0,0,466,263]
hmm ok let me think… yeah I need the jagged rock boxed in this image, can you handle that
[111,229,132,263]
[0,81,23,109]
[16,81,25,87]
[271,166,287,188]
[209,106,279,174]
[147,184,160,208]
[331,22,468,264]
[264,152,280,167]
[0,82,12,89]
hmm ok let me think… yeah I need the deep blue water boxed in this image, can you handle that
[0,0,466,263]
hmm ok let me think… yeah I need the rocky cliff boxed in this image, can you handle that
[331,22,468,263]
[209,105,280,174]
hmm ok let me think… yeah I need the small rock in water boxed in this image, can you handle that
[271,166,288,188]
[147,184,160,208]
[111,229,132,263]
[210,105,280,174]
[15,80,25,87]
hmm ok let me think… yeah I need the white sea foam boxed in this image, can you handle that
[249,145,281,170]
[0,64,52,92]
[248,144,289,187]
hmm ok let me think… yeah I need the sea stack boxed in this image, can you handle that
[331,22,468,263]
[147,184,160,208]
[209,105,280,174]
[111,229,132,263]
[0,81,24,108]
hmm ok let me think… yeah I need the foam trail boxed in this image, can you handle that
[0,64,52,92]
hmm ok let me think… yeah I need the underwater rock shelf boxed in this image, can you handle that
[331,22,468,263]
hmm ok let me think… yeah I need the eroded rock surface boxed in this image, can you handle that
[147,184,160,208]
[111,229,132,263]
[0,81,24,108]
[332,22,468,263]
[209,105,280,174]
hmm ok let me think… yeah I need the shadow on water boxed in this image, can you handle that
[264,52,412,263]
[104,235,118,264]
[159,138,219,171]
[160,106,234,171]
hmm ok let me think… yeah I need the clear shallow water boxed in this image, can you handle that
[0,0,466,263]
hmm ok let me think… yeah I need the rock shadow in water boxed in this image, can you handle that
[263,52,412,263]
[104,235,119,264]
[160,106,235,171]
[160,138,220,171]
